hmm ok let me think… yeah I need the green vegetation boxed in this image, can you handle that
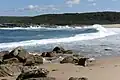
[0,11,120,26]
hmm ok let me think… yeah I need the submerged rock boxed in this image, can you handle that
[16,68,49,80]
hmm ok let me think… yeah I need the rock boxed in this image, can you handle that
[41,51,56,57]
[23,77,56,80]
[24,55,43,66]
[69,77,88,80]
[60,56,78,64]
[73,54,84,58]
[3,53,13,61]
[3,58,19,64]
[46,52,56,57]
[0,51,9,54]
[0,64,22,77]
[0,51,10,63]
[52,46,65,53]
[41,52,47,57]
[78,58,88,67]
[16,68,49,80]
[104,48,112,51]
[9,46,29,62]
[63,50,73,54]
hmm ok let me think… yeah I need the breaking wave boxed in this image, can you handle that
[0,24,117,51]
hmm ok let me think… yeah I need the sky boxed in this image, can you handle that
[0,0,119,16]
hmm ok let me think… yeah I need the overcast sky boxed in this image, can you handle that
[0,0,119,16]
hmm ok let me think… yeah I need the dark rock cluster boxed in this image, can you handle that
[0,46,90,80]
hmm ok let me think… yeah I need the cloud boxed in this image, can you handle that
[92,3,96,6]
[4,5,59,13]
[112,0,117,1]
[66,0,80,7]
[23,5,59,12]
[88,0,95,2]
[88,0,96,6]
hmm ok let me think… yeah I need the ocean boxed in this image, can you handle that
[0,24,120,58]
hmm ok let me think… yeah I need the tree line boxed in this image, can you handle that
[0,11,120,26]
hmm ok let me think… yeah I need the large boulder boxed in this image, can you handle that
[8,46,29,62]
[16,68,49,80]
[24,55,43,66]
[52,46,65,53]
[60,56,78,64]
[23,77,56,80]
[69,77,88,80]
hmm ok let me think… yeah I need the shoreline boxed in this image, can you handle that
[0,46,120,80]
[1,24,120,28]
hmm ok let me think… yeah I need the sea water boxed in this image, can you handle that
[0,24,120,58]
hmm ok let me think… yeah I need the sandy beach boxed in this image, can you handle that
[1,56,120,80]
[1,24,120,80]
[102,24,120,28]
[37,57,120,80]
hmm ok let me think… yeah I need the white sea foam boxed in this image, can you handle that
[0,25,72,30]
[0,24,117,50]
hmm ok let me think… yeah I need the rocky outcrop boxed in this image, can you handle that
[52,46,65,53]
[9,47,29,62]
[3,47,29,63]
[16,68,50,80]
[52,46,73,54]
[41,52,56,57]
[3,58,19,64]
[24,55,43,66]
[0,64,22,77]
[60,56,79,64]
[23,77,56,80]
[0,51,9,63]
[63,50,73,54]
[69,77,88,80]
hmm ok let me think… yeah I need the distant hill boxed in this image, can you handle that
[0,11,120,26]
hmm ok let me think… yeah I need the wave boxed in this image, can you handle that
[0,25,73,30]
[0,24,117,50]
[0,25,105,30]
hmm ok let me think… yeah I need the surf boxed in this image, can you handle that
[0,24,117,51]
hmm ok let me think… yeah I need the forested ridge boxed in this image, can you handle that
[0,11,120,26]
